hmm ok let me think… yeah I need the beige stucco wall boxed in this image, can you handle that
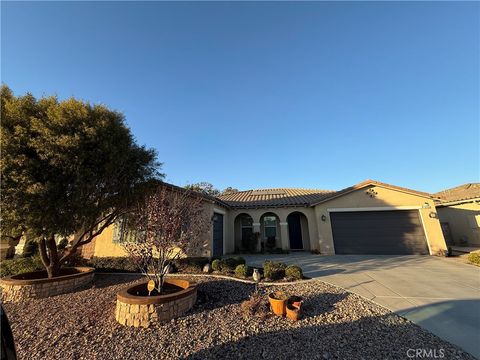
[314,185,447,255]
[93,201,228,258]
[437,201,480,246]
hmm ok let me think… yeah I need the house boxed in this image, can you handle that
[434,183,480,247]
[84,179,447,258]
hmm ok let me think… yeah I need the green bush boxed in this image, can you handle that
[467,252,480,266]
[87,257,137,273]
[235,264,253,278]
[172,257,209,273]
[22,240,39,258]
[285,265,303,280]
[221,258,238,272]
[0,256,44,277]
[211,259,222,271]
[233,256,246,265]
[263,261,286,280]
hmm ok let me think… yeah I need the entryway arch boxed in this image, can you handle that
[287,211,310,250]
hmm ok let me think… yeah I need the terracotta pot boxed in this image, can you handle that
[286,304,301,321]
[268,291,288,316]
[288,296,304,308]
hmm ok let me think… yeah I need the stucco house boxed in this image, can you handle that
[434,183,480,247]
[83,179,447,258]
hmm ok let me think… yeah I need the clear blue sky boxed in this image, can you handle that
[2,1,479,193]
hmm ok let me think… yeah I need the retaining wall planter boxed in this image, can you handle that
[0,267,95,302]
[115,278,197,328]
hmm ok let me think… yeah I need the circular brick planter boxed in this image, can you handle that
[115,279,197,328]
[0,267,94,302]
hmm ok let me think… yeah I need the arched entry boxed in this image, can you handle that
[260,212,281,250]
[234,213,254,252]
[287,212,309,250]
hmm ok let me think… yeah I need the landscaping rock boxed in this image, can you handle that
[3,274,475,360]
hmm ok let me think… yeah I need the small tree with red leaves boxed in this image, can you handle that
[123,185,210,294]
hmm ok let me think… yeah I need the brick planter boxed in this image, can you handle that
[115,279,197,328]
[0,267,94,302]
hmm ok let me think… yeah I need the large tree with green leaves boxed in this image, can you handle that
[1,85,161,277]
[184,182,220,197]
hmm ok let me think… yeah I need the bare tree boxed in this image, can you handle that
[123,185,211,294]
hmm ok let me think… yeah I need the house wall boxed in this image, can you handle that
[437,201,480,246]
[314,185,447,255]
[92,201,227,258]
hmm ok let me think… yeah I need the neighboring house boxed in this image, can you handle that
[86,179,447,258]
[434,184,480,246]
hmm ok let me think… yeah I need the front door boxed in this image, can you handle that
[288,213,303,250]
[212,213,224,257]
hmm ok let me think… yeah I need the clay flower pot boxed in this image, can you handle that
[288,296,304,309]
[286,303,302,321]
[268,291,288,316]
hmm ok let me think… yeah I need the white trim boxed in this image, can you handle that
[252,222,261,226]
[327,206,421,212]
[280,222,288,226]
[213,207,226,215]
[418,209,432,255]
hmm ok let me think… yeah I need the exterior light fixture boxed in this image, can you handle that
[422,202,431,209]
[321,215,327,221]
[429,212,438,219]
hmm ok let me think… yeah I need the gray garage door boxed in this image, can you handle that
[331,210,429,255]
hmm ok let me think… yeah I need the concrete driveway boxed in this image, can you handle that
[242,253,480,358]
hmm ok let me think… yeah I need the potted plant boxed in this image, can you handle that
[268,291,288,316]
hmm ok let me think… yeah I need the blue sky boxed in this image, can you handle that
[2,1,479,193]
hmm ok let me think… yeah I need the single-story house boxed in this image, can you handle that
[83,179,447,258]
[434,183,480,246]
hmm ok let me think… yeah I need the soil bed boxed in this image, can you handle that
[3,274,475,360]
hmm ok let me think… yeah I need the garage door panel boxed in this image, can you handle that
[331,210,429,255]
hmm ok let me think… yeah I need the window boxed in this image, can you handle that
[112,218,127,244]
[264,216,277,238]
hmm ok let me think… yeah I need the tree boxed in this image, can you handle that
[221,187,239,195]
[1,85,161,278]
[184,182,220,196]
[123,185,210,293]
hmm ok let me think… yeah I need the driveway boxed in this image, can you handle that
[242,253,480,358]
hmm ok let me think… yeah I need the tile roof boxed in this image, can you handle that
[433,183,480,204]
[217,188,336,208]
[218,180,434,208]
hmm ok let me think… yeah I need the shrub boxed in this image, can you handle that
[285,265,303,280]
[0,256,44,277]
[240,292,270,320]
[87,257,137,273]
[221,258,238,272]
[211,259,222,271]
[235,264,253,278]
[467,252,480,266]
[233,256,246,265]
[263,261,286,280]
[22,240,38,258]
[173,257,209,273]
[63,252,87,267]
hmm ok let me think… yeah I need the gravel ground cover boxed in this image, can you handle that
[3,274,474,360]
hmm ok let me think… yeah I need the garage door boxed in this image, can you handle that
[331,210,429,255]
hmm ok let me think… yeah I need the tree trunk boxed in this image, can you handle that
[44,235,60,278]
